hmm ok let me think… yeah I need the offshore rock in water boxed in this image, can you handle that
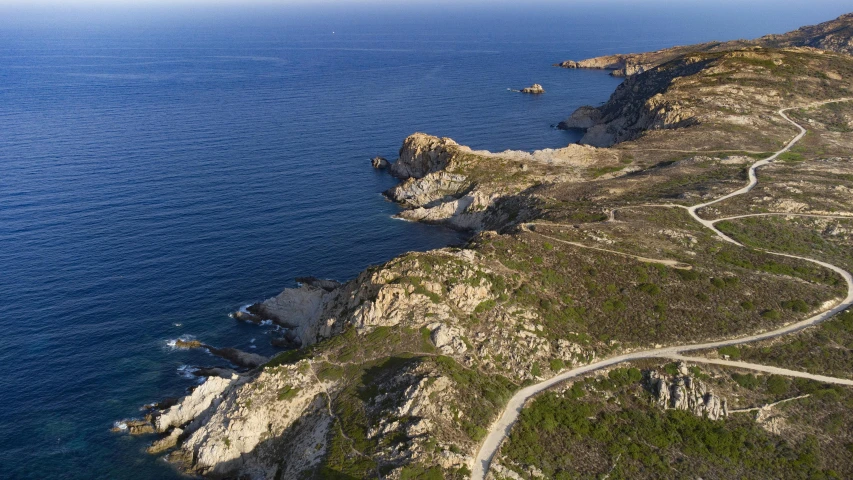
[171,339,269,369]
[295,276,342,292]
[520,83,545,94]
[112,419,155,435]
[371,156,389,169]
[173,339,202,349]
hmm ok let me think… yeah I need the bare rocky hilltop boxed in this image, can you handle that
[118,13,853,480]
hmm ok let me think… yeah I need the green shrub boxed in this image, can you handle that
[400,466,444,480]
[778,151,805,162]
[474,299,496,314]
[277,384,302,401]
[607,367,643,386]
[766,375,790,395]
[781,299,810,313]
[603,298,626,312]
[531,363,541,377]
[676,269,700,281]
[761,310,781,320]
[718,346,741,360]
[550,358,565,372]
[732,373,760,389]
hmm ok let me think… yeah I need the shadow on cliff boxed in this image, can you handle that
[482,188,546,234]
[167,394,359,480]
[183,358,426,479]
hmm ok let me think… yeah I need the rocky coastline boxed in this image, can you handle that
[117,11,853,480]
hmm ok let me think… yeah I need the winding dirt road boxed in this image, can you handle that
[472,98,853,480]
[714,213,853,222]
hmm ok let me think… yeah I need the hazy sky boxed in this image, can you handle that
[0,0,849,44]
[0,0,849,5]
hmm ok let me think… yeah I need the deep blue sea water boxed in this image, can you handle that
[1,2,850,478]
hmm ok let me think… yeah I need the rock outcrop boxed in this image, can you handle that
[172,340,269,370]
[381,132,559,231]
[520,83,545,94]
[147,427,183,454]
[428,322,468,354]
[206,347,269,370]
[112,419,155,435]
[169,363,325,478]
[389,133,463,180]
[557,106,602,130]
[648,363,728,420]
[250,284,340,347]
[155,375,239,433]
[371,156,389,169]
[384,133,496,230]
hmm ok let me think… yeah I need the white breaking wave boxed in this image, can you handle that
[165,334,196,350]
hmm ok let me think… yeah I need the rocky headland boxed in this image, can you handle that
[120,12,853,480]
[556,12,853,77]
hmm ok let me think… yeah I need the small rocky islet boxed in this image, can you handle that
[520,83,545,94]
[120,12,853,480]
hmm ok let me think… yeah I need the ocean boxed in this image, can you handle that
[0,2,849,478]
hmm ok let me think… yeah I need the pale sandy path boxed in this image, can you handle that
[712,212,853,222]
[471,98,853,480]
[665,355,853,386]
[622,148,769,154]
[523,224,692,269]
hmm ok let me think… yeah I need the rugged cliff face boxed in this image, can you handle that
[560,46,853,147]
[383,133,535,231]
[382,131,626,229]
[389,133,462,180]
[559,54,712,146]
